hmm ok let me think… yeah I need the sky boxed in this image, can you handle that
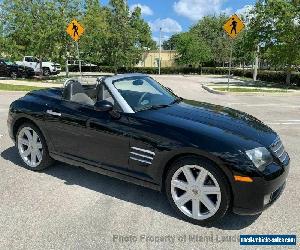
[101,0,256,44]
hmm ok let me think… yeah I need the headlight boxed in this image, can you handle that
[245,147,273,170]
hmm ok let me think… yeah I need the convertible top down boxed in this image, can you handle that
[7,73,290,225]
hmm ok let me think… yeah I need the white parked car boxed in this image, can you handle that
[16,56,61,76]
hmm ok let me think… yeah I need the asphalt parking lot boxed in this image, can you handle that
[0,75,299,249]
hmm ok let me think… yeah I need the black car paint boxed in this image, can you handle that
[7,87,290,215]
[0,59,35,78]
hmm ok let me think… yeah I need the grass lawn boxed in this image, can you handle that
[214,87,289,93]
[0,83,44,91]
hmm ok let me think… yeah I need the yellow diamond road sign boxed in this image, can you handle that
[66,19,84,42]
[223,14,245,39]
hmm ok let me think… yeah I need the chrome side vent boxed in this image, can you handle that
[270,137,287,163]
[130,147,155,165]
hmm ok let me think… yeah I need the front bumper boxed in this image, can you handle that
[232,156,290,215]
[7,109,15,142]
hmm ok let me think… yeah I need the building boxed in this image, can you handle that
[136,50,177,68]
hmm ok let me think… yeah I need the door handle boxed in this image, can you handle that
[46,110,61,117]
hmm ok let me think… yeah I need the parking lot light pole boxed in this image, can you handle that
[159,28,161,75]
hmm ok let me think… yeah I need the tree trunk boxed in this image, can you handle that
[286,68,292,85]
[39,58,43,78]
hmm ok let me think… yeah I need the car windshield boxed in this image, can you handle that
[4,60,15,65]
[113,76,177,112]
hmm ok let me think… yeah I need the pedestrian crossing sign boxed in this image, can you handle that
[66,19,84,41]
[223,14,245,39]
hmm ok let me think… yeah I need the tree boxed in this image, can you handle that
[162,34,180,50]
[80,0,109,65]
[105,0,154,70]
[175,32,212,68]
[248,0,300,84]
[190,15,231,66]
[0,0,154,71]
[1,0,82,76]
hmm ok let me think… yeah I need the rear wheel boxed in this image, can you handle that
[165,156,231,225]
[43,68,50,76]
[10,71,17,79]
[16,123,54,171]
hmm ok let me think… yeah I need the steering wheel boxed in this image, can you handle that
[137,92,149,107]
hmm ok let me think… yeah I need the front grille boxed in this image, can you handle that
[270,137,287,163]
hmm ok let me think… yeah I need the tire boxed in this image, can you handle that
[16,122,54,171]
[165,156,231,226]
[43,68,50,76]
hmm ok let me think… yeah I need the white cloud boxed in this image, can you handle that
[130,4,153,16]
[174,0,228,21]
[236,5,254,17]
[149,18,183,33]
[236,5,254,24]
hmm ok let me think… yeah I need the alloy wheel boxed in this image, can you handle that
[171,165,221,220]
[17,127,43,168]
[11,72,17,80]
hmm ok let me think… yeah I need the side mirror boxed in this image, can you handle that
[94,100,113,112]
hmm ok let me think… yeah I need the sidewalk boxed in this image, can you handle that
[0,79,62,88]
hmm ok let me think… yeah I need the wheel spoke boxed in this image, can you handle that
[19,138,29,146]
[200,194,216,213]
[182,166,195,184]
[171,179,189,191]
[32,131,38,143]
[175,192,192,207]
[36,150,42,162]
[202,186,221,195]
[24,130,33,141]
[195,169,208,186]
[31,151,37,165]
[192,199,200,218]
[22,148,31,157]
[36,142,42,149]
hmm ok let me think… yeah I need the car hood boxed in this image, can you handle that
[140,100,277,147]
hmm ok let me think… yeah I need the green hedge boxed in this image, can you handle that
[66,65,300,86]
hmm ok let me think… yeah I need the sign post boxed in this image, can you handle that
[223,14,245,90]
[66,19,85,79]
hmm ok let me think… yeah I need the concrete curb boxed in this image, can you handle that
[202,84,226,95]
[202,84,300,96]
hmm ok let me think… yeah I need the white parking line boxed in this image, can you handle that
[227,103,300,108]
[277,120,300,122]
[268,122,300,125]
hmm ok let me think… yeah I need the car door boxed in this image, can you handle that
[44,90,130,171]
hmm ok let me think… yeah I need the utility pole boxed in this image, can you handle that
[253,44,259,81]
[159,27,162,75]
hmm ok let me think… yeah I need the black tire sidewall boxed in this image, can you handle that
[165,156,231,226]
[16,122,53,171]
[43,68,50,76]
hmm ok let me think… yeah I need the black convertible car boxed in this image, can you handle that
[0,58,35,79]
[7,73,290,225]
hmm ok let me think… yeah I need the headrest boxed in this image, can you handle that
[63,80,84,100]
